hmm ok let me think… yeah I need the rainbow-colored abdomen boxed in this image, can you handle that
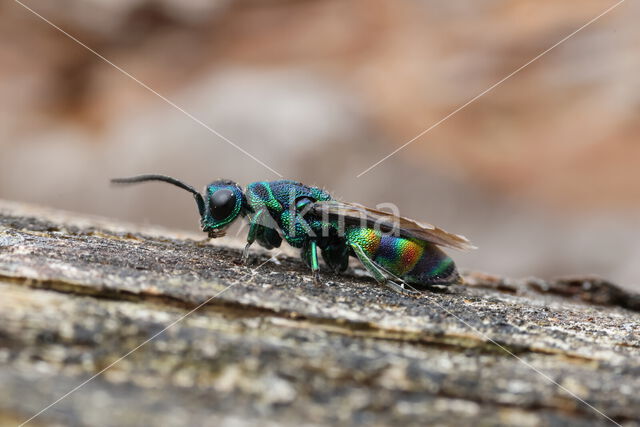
[345,226,460,287]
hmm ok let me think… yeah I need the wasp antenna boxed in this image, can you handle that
[111,174,206,216]
[111,174,199,194]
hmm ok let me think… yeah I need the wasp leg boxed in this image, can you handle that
[242,210,266,264]
[321,242,349,273]
[302,240,321,285]
[242,220,258,264]
[243,210,283,264]
[349,243,418,295]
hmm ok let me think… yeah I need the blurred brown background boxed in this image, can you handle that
[1,0,638,289]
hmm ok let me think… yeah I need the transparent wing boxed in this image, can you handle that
[311,200,476,251]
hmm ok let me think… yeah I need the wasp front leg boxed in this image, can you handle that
[301,239,321,285]
[242,210,282,264]
[242,218,258,264]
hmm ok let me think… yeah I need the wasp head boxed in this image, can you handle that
[202,180,244,238]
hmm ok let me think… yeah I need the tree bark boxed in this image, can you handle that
[0,200,638,426]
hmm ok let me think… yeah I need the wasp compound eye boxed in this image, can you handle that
[210,189,236,221]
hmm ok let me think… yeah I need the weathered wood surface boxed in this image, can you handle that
[0,200,639,427]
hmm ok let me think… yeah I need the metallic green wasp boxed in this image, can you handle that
[112,175,475,294]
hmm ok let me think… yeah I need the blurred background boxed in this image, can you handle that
[1,0,638,289]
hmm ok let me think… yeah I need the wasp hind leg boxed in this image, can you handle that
[349,243,418,295]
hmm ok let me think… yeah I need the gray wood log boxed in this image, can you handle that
[0,201,638,427]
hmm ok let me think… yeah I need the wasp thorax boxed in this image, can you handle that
[210,189,236,221]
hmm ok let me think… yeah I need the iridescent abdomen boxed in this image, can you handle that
[345,227,460,287]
